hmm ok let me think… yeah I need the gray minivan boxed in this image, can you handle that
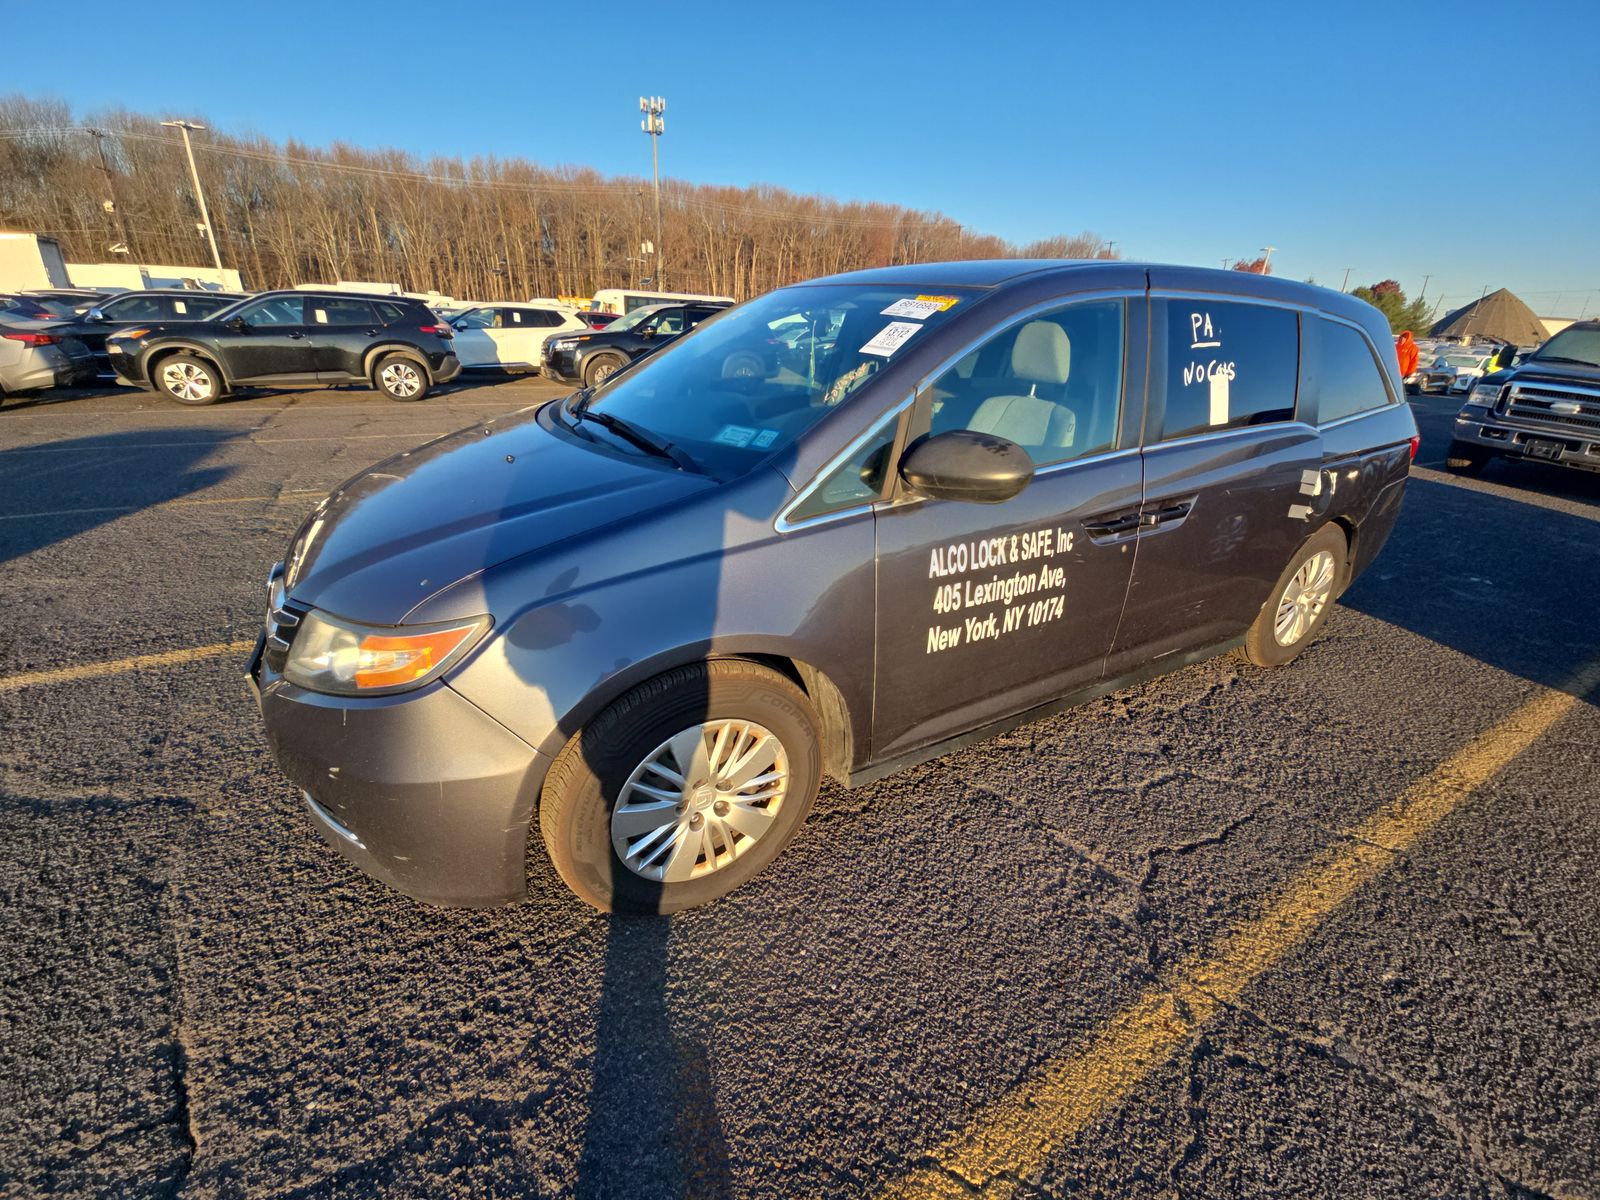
[250,261,1417,913]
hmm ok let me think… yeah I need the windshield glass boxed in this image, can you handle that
[582,283,978,474]
[1531,326,1600,367]
[1439,352,1486,368]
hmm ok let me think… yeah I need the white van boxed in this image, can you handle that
[588,288,735,315]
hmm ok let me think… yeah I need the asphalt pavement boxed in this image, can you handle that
[1,379,1596,1199]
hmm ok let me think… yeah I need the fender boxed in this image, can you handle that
[139,339,233,387]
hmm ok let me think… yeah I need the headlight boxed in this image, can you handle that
[1467,384,1500,406]
[283,610,490,695]
[108,328,150,341]
[552,338,581,351]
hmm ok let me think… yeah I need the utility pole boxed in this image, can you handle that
[161,119,223,273]
[85,128,131,254]
[639,97,665,291]
[1418,273,1432,302]
[1260,246,1276,275]
[1340,267,1352,292]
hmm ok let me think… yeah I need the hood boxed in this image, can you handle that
[283,405,713,623]
[1503,358,1600,388]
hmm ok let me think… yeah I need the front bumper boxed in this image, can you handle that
[106,345,148,387]
[1453,409,1600,471]
[250,639,548,907]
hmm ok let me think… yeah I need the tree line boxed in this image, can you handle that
[0,96,1113,302]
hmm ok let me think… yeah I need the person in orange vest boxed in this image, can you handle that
[1395,330,1420,379]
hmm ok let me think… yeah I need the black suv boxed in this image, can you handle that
[1447,320,1600,475]
[542,301,729,387]
[106,291,461,405]
[52,289,246,375]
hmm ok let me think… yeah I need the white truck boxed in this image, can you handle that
[0,232,72,291]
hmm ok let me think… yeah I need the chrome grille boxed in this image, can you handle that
[1500,382,1600,436]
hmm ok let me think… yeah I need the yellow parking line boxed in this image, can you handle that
[879,672,1595,1199]
[0,640,256,694]
[0,490,327,522]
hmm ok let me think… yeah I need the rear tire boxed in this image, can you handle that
[374,354,429,401]
[583,353,627,389]
[539,660,823,914]
[1445,440,1491,474]
[155,354,222,406]
[1242,524,1347,668]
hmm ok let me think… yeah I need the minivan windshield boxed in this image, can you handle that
[576,283,978,474]
[1530,325,1600,367]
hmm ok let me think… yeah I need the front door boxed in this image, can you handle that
[873,297,1144,760]
[224,294,317,381]
[1108,291,1320,674]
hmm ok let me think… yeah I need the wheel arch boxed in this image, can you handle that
[364,343,434,382]
[142,341,230,387]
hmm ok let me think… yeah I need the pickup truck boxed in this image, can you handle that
[1447,320,1600,475]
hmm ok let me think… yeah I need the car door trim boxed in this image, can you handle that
[774,395,915,533]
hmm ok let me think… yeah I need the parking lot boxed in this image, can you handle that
[2,379,1597,1197]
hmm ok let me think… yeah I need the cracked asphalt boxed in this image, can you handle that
[1,380,1597,1199]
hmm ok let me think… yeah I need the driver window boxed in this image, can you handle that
[926,300,1123,467]
[455,308,498,329]
[653,310,685,335]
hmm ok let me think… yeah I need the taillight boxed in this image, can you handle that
[1408,435,1420,461]
[420,324,452,338]
[3,332,59,346]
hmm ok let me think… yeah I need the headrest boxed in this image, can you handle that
[1011,321,1071,385]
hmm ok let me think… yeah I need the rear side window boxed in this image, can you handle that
[1315,319,1393,424]
[105,295,167,321]
[186,295,234,316]
[310,297,379,326]
[375,301,408,324]
[1159,300,1299,440]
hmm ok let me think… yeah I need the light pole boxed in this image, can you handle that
[161,119,223,273]
[639,97,665,292]
[1418,274,1432,303]
[1340,267,1352,293]
[1260,245,1276,275]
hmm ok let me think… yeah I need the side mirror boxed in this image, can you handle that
[226,316,248,333]
[899,430,1034,504]
[86,307,107,322]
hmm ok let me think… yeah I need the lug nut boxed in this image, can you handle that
[689,812,704,829]
[713,799,730,816]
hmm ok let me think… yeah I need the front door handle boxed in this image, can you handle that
[1141,499,1195,528]
[1083,511,1142,540]
[287,331,305,339]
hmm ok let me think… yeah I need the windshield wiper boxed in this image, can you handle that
[572,406,699,472]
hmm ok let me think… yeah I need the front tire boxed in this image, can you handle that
[374,354,429,401]
[1445,440,1491,474]
[1242,524,1347,668]
[156,354,222,405]
[582,353,627,389]
[539,660,823,914]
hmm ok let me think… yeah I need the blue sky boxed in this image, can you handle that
[13,0,1599,316]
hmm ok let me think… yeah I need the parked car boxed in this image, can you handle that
[249,260,1416,913]
[1447,320,1600,475]
[542,301,730,387]
[0,293,77,321]
[51,289,247,375]
[105,290,460,405]
[0,317,95,401]
[448,303,590,372]
[23,287,125,309]
[1416,349,1494,394]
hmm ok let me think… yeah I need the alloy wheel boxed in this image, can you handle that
[1273,550,1336,646]
[610,720,790,883]
[162,361,214,402]
[380,361,423,398]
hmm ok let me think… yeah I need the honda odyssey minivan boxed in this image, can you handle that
[249,260,1416,913]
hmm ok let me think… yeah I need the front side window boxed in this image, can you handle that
[651,310,686,336]
[235,296,307,327]
[925,300,1124,467]
[579,283,977,476]
[1159,300,1299,440]
[454,307,499,329]
[105,294,166,321]
[1315,319,1393,424]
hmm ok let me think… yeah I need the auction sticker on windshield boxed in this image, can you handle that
[881,298,949,320]
[860,321,922,357]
